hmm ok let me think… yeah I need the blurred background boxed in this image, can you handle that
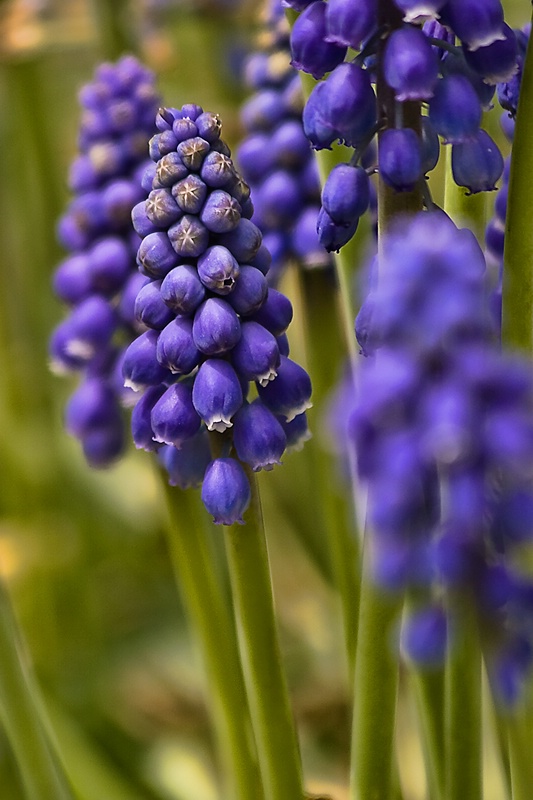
[0,1,527,798]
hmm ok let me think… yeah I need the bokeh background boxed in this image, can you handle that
[0,1,527,797]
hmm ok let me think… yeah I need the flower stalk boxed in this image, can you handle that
[160,476,264,800]
[223,467,304,800]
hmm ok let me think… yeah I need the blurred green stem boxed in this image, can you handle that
[502,10,533,353]
[298,268,360,676]
[90,0,137,59]
[161,478,264,800]
[223,469,303,800]
[506,711,533,800]
[0,578,74,800]
[349,541,402,800]
[445,598,482,800]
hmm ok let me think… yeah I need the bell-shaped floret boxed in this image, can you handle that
[201,457,251,525]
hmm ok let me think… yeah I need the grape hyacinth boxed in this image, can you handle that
[124,104,312,524]
[50,56,160,467]
[353,212,533,705]
[286,0,517,252]
[236,0,331,285]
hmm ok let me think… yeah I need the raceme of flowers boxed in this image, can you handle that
[236,0,332,285]
[286,0,517,253]
[353,212,533,705]
[50,56,160,467]
[123,104,312,524]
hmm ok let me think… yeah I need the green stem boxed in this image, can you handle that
[223,469,304,800]
[0,578,74,800]
[349,541,402,800]
[445,598,482,800]
[404,597,445,800]
[298,268,360,676]
[160,477,264,800]
[506,712,533,800]
[409,666,446,799]
[501,10,533,353]
[443,145,487,240]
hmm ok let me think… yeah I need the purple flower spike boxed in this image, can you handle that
[160,264,206,315]
[257,355,312,421]
[131,385,166,451]
[401,607,448,666]
[379,128,423,193]
[197,245,240,294]
[134,280,175,330]
[159,432,212,489]
[122,329,171,391]
[151,383,201,447]
[451,130,504,194]
[290,1,347,80]
[201,457,251,525]
[321,164,370,225]
[384,26,439,101]
[157,317,201,374]
[439,0,505,51]
[429,75,482,144]
[192,297,242,355]
[233,400,287,472]
[192,359,244,432]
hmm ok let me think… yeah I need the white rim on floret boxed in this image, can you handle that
[285,399,313,424]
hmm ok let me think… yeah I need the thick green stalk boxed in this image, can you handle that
[223,469,304,800]
[502,11,533,353]
[0,579,75,800]
[160,478,264,800]
[349,541,403,800]
[445,598,482,800]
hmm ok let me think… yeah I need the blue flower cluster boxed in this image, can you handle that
[287,0,517,251]
[353,213,533,704]
[50,56,160,467]
[236,0,330,285]
[124,104,312,524]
